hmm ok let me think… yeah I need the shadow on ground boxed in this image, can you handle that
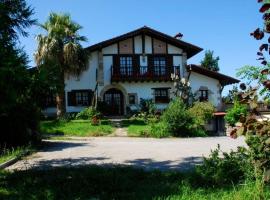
[0,165,203,200]
[39,140,89,152]
[124,156,203,171]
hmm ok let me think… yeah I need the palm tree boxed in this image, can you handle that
[35,13,89,117]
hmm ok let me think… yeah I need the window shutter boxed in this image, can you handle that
[88,90,93,106]
[133,55,140,76]
[148,55,153,75]
[113,55,120,74]
[67,91,76,106]
[166,55,173,75]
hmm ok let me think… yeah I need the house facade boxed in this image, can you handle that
[44,26,239,132]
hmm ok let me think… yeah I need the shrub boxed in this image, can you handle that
[161,99,194,137]
[58,112,77,122]
[139,98,156,115]
[188,101,215,128]
[197,145,254,186]
[225,101,247,126]
[150,122,170,138]
[75,107,100,120]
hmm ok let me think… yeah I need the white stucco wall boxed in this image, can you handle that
[103,55,113,85]
[65,51,98,112]
[189,72,221,107]
[98,82,174,111]
[168,44,183,54]
[134,35,142,54]
[145,35,152,54]
[102,44,118,54]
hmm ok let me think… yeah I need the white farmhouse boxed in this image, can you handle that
[44,26,239,133]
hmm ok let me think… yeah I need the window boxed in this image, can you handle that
[199,90,208,102]
[120,56,133,76]
[153,56,166,76]
[154,88,169,103]
[128,94,136,105]
[75,91,89,106]
[68,90,92,106]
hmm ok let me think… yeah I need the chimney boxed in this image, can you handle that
[174,33,183,40]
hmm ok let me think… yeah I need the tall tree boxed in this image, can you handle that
[0,0,39,146]
[35,13,89,117]
[200,50,220,72]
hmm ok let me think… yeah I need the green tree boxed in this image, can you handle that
[200,50,220,72]
[35,13,89,118]
[0,0,39,146]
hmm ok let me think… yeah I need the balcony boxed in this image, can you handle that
[111,66,180,82]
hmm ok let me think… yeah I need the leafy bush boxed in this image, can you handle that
[58,112,77,122]
[139,98,156,115]
[75,107,100,120]
[187,101,215,136]
[188,102,215,128]
[150,122,170,138]
[225,101,247,126]
[197,145,253,186]
[160,99,194,137]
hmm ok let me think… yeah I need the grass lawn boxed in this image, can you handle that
[40,120,115,137]
[0,166,269,200]
[0,146,33,164]
[122,119,151,137]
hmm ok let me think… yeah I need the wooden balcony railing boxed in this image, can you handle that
[111,65,180,82]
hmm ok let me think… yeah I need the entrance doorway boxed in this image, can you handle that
[103,88,124,115]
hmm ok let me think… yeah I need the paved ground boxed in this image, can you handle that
[7,136,246,171]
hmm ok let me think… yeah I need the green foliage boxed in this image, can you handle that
[150,122,170,138]
[139,98,156,115]
[0,166,269,200]
[40,120,114,137]
[161,99,194,137]
[222,85,239,103]
[0,0,41,147]
[236,65,266,86]
[171,76,194,105]
[225,101,248,126]
[197,145,254,186]
[246,135,270,182]
[200,50,220,72]
[35,13,89,117]
[75,107,100,120]
[148,100,214,137]
[188,101,215,128]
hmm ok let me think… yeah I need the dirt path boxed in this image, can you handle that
[108,118,128,137]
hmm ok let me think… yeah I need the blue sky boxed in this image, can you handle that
[21,0,263,94]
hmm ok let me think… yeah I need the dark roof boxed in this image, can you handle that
[86,26,203,59]
[187,64,240,86]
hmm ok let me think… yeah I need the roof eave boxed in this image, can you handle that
[85,26,203,58]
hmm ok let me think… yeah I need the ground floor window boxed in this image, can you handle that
[128,94,136,105]
[75,91,90,106]
[68,90,92,106]
[154,88,170,103]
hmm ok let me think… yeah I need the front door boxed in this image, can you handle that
[104,88,124,116]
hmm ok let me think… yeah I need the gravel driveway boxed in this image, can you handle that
[7,136,246,171]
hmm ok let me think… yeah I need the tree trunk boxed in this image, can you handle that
[56,72,66,118]
[56,90,66,118]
